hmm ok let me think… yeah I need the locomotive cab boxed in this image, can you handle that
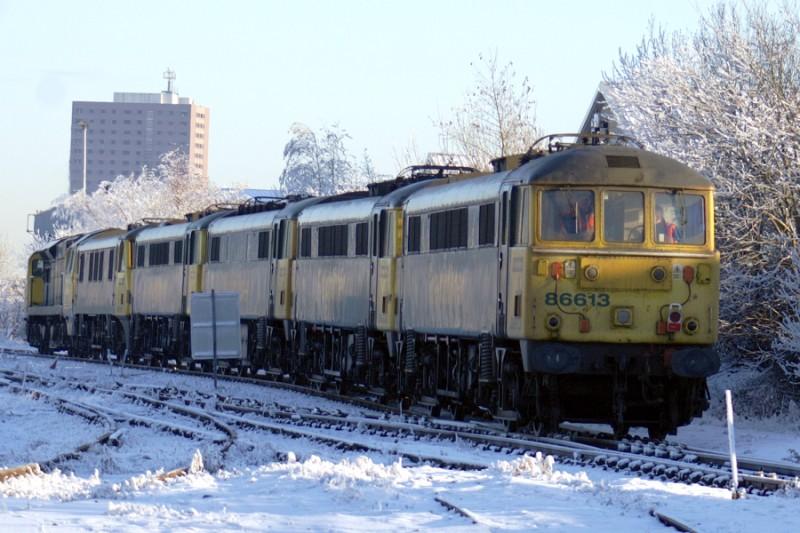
[496,136,720,437]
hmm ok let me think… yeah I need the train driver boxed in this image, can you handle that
[559,194,595,238]
[541,190,595,241]
[654,205,678,243]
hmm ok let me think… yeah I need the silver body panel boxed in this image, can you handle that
[205,257,269,319]
[293,196,378,328]
[205,211,278,319]
[294,257,371,327]
[133,264,183,315]
[74,232,123,316]
[131,224,188,316]
[401,247,497,336]
[74,275,116,315]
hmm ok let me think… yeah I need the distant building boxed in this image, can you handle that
[68,70,209,194]
[30,206,57,239]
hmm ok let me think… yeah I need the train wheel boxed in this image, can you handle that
[613,423,631,440]
[526,420,546,437]
[449,404,465,422]
[38,325,52,355]
[647,425,668,442]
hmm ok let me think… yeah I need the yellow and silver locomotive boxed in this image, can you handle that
[395,135,719,437]
[26,134,719,438]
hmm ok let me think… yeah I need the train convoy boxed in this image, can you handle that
[25,134,721,439]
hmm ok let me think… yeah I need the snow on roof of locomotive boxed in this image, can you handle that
[298,196,381,225]
[404,172,509,214]
[513,144,713,190]
[75,229,125,252]
[134,222,191,243]
[208,210,280,235]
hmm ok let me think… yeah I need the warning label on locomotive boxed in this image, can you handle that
[544,292,610,307]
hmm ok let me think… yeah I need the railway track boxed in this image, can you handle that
[0,366,237,466]
[118,381,800,495]
[2,349,799,494]
[0,370,122,473]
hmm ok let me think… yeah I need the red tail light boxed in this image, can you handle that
[667,303,682,333]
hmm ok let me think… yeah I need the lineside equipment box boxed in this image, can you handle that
[190,291,242,360]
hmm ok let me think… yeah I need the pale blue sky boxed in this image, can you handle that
[0,0,721,250]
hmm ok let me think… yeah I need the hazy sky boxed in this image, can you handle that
[0,0,722,251]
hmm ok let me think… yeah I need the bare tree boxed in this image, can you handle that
[392,135,424,170]
[604,1,800,380]
[438,52,540,170]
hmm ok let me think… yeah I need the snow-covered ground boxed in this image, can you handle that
[0,348,798,532]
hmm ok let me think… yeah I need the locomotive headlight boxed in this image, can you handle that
[684,317,699,335]
[613,307,633,327]
[563,260,576,279]
[584,265,599,281]
[546,313,562,331]
[651,266,667,282]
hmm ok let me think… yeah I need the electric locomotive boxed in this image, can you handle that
[25,134,719,438]
[395,134,719,437]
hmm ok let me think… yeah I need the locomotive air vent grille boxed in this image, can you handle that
[606,155,641,169]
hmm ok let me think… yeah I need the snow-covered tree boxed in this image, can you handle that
[438,52,540,170]
[53,149,245,236]
[0,236,25,339]
[279,123,373,196]
[603,1,800,380]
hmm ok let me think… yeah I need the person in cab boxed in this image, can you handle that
[654,204,677,243]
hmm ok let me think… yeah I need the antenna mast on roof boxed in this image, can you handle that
[163,68,176,93]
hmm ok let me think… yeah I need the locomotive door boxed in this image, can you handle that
[268,221,279,317]
[271,220,292,320]
[497,185,521,337]
[368,213,379,328]
[181,231,196,314]
[369,209,397,331]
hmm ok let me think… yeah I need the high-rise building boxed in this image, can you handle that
[68,70,209,194]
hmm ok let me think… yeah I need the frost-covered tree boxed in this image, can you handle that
[279,123,372,196]
[438,52,540,170]
[604,1,800,380]
[53,149,244,236]
[0,236,25,339]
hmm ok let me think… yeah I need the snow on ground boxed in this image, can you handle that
[0,350,798,532]
[0,389,103,467]
[673,367,800,462]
